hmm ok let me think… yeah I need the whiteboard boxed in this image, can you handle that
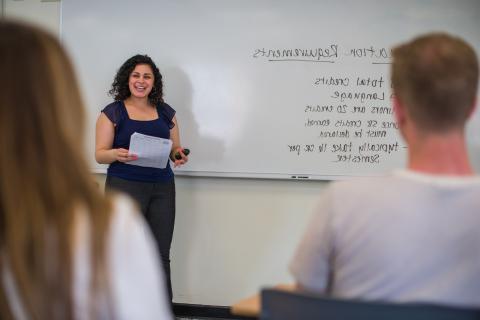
[61,0,480,180]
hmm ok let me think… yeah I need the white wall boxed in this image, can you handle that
[6,0,329,306]
[160,177,328,305]
[4,0,60,34]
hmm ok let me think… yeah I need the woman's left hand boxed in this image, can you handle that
[172,147,189,168]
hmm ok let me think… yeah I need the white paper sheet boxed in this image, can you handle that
[127,132,172,169]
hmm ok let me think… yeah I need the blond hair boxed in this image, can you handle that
[391,33,479,132]
[0,20,112,319]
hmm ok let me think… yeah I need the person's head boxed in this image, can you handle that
[391,33,478,134]
[0,20,111,319]
[109,54,164,105]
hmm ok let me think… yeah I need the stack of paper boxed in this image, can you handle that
[127,132,172,169]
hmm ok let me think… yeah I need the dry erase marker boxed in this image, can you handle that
[174,148,190,160]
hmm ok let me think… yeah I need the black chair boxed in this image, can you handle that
[260,289,480,320]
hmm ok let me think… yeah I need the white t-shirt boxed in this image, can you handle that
[290,170,480,308]
[3,195,172,320]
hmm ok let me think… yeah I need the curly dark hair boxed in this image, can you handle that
[109,54,164,104]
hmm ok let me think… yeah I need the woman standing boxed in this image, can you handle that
[95,55,188,300]
[0,21,172,319]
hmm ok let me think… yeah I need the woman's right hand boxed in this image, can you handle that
[115,148,138,162]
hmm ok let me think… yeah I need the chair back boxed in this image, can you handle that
[260,289,480,320]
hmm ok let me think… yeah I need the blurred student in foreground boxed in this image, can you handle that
[0,20,172,319]
[290,33,480,307]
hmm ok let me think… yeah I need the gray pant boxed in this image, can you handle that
[105,175,175,300]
